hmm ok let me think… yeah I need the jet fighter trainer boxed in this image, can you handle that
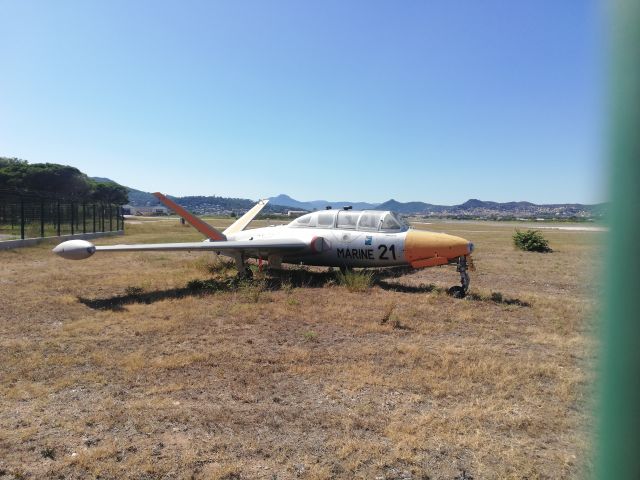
[53,193,475,296]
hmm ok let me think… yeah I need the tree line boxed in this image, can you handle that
[0,157,128,204]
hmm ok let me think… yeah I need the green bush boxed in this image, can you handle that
[513,229,552,253]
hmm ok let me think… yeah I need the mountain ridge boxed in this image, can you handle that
[95,179,604,219]
[268,194,378,211]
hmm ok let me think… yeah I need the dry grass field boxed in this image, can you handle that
[0,217,601,479]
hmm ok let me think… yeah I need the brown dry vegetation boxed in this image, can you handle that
[0,217,600,479]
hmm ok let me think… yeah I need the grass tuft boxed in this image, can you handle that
[303,330,318,342]
[238,279,267,303]
[40,447,56,460]
[336,269,374,292]
[124,286,144,297]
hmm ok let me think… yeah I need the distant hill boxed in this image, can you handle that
[269,194,377,211]
[376,199,441,214]
[163,195,287,215]
[92,178,160,206]
[375,197,605,219]
[268,194,604,219]
[94,180,290,214]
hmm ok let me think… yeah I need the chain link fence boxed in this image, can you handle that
[0,189,124,241]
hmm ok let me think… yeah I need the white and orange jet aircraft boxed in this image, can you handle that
[53,193,475,296]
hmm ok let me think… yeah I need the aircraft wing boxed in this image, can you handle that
[53,238,309,260]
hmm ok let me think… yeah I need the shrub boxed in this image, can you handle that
[513,229,552,253]
[335,269,374,292]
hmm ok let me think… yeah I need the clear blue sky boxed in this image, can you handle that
[0,1,604,204]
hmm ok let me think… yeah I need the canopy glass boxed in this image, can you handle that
[289,210,408,232]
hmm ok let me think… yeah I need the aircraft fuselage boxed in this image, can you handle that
[228,224,472,269]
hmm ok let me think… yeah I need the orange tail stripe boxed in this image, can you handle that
[152,192,226,241]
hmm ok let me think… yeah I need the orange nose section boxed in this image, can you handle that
[405,230,472,268]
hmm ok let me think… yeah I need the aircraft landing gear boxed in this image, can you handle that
[234,255,253,279]
[448,256,470,298]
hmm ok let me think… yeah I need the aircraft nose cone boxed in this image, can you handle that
[405,230,471,268]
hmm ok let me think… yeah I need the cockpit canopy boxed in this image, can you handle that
[289,210,409,232]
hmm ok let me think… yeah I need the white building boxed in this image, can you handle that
[122,205,170,216]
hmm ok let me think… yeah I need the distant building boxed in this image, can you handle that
[122,205,170,216]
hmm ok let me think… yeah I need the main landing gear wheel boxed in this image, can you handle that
[447,285,465,298]
[448,256,470,298]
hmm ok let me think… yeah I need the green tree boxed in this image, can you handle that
[0,158,94,198]
[90,182,129,204]
[0,158,128,204]
[24,163,93,199]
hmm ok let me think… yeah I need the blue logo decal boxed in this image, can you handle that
[365,236,372,246]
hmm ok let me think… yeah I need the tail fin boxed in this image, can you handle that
[223,199,269,236]
[153,192,226,241]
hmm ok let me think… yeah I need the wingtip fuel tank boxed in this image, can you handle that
[52,240,96,260]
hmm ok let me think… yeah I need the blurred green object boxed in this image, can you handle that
[596,0,640,478]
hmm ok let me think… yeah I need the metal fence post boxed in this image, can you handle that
[70,202,75,235]
[40,199,45,237]
[20,199,25,240]
[56,201,61,236]
[109,204,113,231]
[82,204,86,234]
[92,204,96,233]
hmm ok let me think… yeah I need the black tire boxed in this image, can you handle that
[448,286,466,298]
[237,267,253,280]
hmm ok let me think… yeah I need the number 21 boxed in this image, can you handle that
[378,244,396,260]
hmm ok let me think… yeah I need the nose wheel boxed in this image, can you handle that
[448,256,470,298]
